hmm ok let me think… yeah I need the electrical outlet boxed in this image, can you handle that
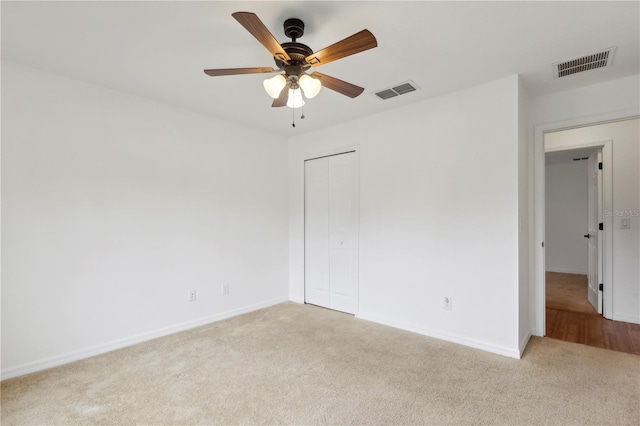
[443,296,452,310]
[188,289,196,302]
[222,283,229,295]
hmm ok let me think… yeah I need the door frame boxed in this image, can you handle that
[303,147,360,315]
[533,109,638,336]
[587,149,604,314]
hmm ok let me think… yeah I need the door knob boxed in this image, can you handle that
[584,234,591,239]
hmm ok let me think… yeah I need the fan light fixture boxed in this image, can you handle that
[204,12,378,123]
[263,74,287,98]
[286,87,305,108]
[299,74,321,99]
[263,74,321,108]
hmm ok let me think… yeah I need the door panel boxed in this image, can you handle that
[586,151,602,314]
[304,158,330,308]
[329,249,354,313]
[329,250,351,295]
[306,248,329,292]
[304,152,358,314]
[329,153,357,314]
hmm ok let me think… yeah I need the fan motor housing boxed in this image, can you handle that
[275,42,313,70]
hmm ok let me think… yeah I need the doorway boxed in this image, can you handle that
[544,147,602,316]
[304,151,358,314]
[534,116,640,355]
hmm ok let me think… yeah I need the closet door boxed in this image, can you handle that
[304,157,330,308]
[304,152,357,314]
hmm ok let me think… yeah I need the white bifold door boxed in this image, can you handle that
[304,152,358,314]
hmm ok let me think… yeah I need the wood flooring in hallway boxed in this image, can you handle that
[545,272,640,356]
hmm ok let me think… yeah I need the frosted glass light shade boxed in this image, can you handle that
[263,74,287,99]
[286,88,305,108]
[299,74,321,99]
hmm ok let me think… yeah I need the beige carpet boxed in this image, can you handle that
[2,302,639,425]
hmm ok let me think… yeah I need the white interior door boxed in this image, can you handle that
[304,158,330,309]
[586,150,602,314]
[304,152,358,314]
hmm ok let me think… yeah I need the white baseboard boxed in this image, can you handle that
[1,297,289,381]
[519,331,532,357]
[531,327,543,337]
[612,313,640,325]
[356,311,521,359]
[289,296,305,304]
[545,268,587,275]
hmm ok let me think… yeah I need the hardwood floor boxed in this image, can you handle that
[545,272,640,356]
[546,308,640,355]
[545,271,596,314]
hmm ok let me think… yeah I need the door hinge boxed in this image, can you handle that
[599,223,604,231]
[599,283,603,291]
[598,162,603,170]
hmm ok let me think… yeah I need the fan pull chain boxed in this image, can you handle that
[301,105,305,120]
[292,104,295,127]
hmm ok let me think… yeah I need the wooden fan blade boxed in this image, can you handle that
[204,67,276,77]
[311,72,365,98]
[232,12,291,62]
[272,84,289,107]
[305,30,377,67]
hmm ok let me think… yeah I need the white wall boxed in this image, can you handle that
[545,119,639,323]
[530,74,640,333]
[518,78,532,352]
[545,159,588,274]
[1,62,290,379]
[530,75,640,125]
[289,76,523,358]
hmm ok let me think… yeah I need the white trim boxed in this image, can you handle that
[533,108,640,336]
[1,297,289,381]
[612,313,640,325]
[601,142,614,318]
[302,144,360,165]
[357,311,521,359]
[289,296,305,304]
[519,331,533,357]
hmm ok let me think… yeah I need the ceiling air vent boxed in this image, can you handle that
[553,47,616,78]
[392,83,416,95]
[375,89,398,100]
[374,80,420,100]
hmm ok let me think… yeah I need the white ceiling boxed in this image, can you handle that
[2,1,639,137]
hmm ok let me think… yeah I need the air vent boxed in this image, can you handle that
[553,47,616,78]
[374,80,420,100]
[392,83,416,95]
[375,89,398,100]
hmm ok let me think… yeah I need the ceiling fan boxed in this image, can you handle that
[204,12,377,116]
